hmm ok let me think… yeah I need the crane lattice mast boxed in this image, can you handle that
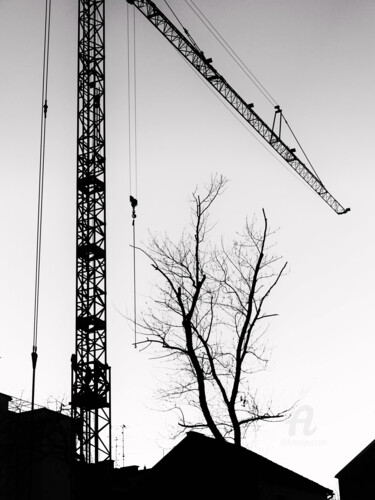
[127,0,349,215]
[71,0,111,464]
[68,0,347,466]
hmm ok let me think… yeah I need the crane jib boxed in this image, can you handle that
[127,0,350,215]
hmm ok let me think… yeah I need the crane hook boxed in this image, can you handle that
[130,195,138,220]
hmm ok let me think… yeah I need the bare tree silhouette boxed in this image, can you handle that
[137,175,292,446]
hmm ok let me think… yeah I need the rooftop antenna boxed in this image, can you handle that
[122,424,126,467]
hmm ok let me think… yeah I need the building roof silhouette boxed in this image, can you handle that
[132,431,333,499]
[335,438,375,500]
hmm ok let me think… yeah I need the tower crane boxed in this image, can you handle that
[126,0,349,215]
[69,0,348,466]
[71,0,111,464]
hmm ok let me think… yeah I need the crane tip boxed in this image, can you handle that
[339,207,351,215]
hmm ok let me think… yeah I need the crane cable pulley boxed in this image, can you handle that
[32,0,52,411]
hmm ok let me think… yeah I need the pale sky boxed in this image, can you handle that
[1,0,375,495]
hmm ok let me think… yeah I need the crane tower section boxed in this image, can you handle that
[71,0,111,464]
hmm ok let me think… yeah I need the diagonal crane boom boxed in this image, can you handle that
[127,0,349,215]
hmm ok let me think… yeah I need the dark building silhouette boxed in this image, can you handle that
[0,392,333,499]
[0,392,74,499]
[335,439,375,500]
[131,431,334,499]
[0,392,146,500]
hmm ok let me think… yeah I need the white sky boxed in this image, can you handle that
[1,0,375,495]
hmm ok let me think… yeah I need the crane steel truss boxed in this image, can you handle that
[71,0,111,463]
[127,0,349,215]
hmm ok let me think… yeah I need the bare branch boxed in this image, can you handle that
[134,177,291,447]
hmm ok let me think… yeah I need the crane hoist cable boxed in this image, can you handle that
[184,0,278,107]
[128,0,349,214]
[127,2,139,347]
[32,0,52,411]
[282,113,322,183]
[164,0,329,201]
[190,71,311,189]
[130,195,138,348]
[163,0,185,32]
[164,0,315,177]
[164,0,277,110]
[163,0,201,53]
[185,0,323,182]
[127,1,138,198]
